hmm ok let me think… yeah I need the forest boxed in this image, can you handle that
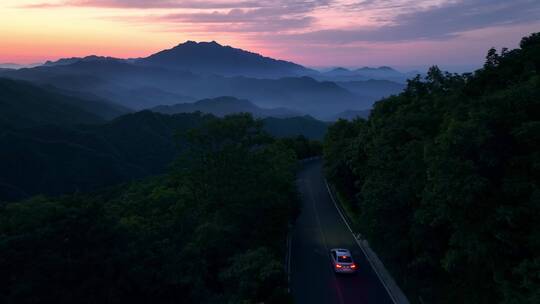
[324,33,540,303]
[0,114,301,303]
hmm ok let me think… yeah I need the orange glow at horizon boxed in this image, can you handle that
[2,0,539,69]
[0,1,256,64]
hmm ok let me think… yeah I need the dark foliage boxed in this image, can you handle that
[0,106,324,201]
[0,114,298,304]
[0,111,211,201]
[151,96,300,118]
[262,115,328,140]
[323,33,540,303]
[0,78,125,128]
[277,135,323,160]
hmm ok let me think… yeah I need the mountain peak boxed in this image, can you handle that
[177,40,223,48]
[139,41,308,77]
[331,67,350,72]
[44,55,123,67]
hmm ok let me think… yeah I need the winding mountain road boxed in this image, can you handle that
[291,159,394,304]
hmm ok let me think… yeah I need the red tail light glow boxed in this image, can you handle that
[335,264,342,268]
[351,264,357,269]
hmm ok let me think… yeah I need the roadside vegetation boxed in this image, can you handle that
[323,33,540,303]
[0,114,300,304]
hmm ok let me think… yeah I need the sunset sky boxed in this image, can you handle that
[1,0,539,71]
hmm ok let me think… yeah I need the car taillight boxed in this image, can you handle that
[351,264,357,269]
[335,264,342,268]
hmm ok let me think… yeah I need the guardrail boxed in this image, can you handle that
[325,179,410,304]
[284,225,292,293]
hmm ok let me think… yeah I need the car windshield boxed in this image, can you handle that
[337,255,352,263]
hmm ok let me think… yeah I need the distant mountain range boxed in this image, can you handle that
[0,78,128,128]
[0,41,410,118]
[138,41,312,78]
[41,41,312,78]
[150,96,328,138]
[262,116,328,140]
[316,66,421,83]
[43,55,125,67]
[335,79,405,102]
[0,62,42,69]
[0,80,329,201]
[330,109,371,121]
[0,111,209,201]
[0,60,361,118]
[151,96,300,118]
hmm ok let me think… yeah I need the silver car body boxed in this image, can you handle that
[330,248,357,273]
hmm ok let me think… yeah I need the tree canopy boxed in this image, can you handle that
[0,114,298,303]
[324,33,540,303]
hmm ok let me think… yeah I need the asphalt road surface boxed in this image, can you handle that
[291,159,394,304]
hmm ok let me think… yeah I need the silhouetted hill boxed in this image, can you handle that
[0,78,127,128]
[0,109,327,201]
[330,109,371,121]
[151,96,300,118]
[0,62,362,117]
[335,79,405,105]
[0,111,211,201]
[0,60,197,109]
[137,40,312,78]
[262,116,328,140]
[320,66,420,83]
[43,55,124,67]
[0,63,23,69]
[0,43,409,117]
[203,76,360,117]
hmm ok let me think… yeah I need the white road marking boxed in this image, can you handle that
[306,179,345,304]
[324,179,399,304]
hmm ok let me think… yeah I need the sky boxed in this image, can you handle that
[1,0,539,71]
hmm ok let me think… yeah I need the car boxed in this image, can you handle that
[330,248,357,274]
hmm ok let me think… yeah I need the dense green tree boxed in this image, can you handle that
[0,114,297,303]
[277,135,323,159]
[324,33,540,303]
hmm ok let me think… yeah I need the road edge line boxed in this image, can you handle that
[285,231,292,293]
[324,179,401,304]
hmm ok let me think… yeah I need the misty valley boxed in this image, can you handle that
[0,2,539,303]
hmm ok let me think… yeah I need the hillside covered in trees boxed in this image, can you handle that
[0,114,299,303]
[0,102,325,201]
[324,33,540,303]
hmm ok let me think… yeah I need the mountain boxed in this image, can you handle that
[320,66,420,83]
[199,76,360,117]
[335,79,405,104]
[151,96,300,118]
[330,109,371,121]
[40,42,313,78]
[137,41,313,78]
[43,55,124,67]
[262,116,328,140]
[0,111,211,201]
[0,63,24,69]
[0,60,361,118]
[0,109,327,201]
[0,78,128,128]
[0,60,198,110]
[324,67,354,77]
[0,63,42,69]
[1,42,406,117]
